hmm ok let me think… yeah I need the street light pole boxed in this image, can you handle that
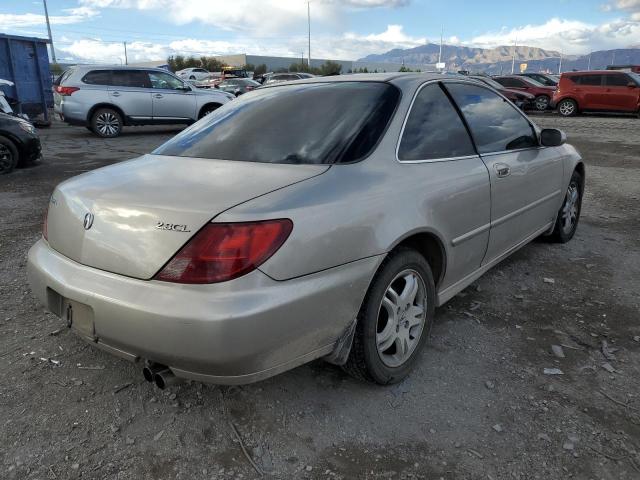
[42,0,57,63]
[307,1,311,69]
[123,41,128,65]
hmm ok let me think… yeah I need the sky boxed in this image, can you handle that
[1,0,639,64]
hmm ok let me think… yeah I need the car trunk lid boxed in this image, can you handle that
[46,154,328,279]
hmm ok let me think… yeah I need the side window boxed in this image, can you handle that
[605,74,630,87]
[82,70,112,85]
[495,78,516,88]
[578,75,603,86]
[398,83,475,161]
[446,83,538,154]
[111,70,151,88]
[148,71,185,89]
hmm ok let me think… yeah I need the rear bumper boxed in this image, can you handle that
[27,239,379,384]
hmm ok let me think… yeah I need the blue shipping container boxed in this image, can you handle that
[0,33,53,120]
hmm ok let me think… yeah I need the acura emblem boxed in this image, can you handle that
[83,213,94,230]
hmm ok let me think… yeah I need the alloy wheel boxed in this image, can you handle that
[535,96,549,111]
[376,269,427,368]
[559,101,575,116]
[95,112,120,136]
[561,181,580,234]
[0,143,14,173]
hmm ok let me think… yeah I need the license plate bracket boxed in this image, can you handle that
[63,298,95,340]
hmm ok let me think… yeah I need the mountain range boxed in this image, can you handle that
[359,44,640,74]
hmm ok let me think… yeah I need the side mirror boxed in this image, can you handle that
[177,84,191,92]
[628,82,637,88]
[540,128,566,147]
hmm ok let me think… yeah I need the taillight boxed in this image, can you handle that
[246,86,255,91]
[55,86,79,96]
[43,206,49,241]
[154,220,293,284]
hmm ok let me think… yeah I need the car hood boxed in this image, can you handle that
[46,154,329,279]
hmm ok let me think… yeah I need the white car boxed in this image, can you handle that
[176,68,212,81]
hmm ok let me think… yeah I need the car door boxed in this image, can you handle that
[444,81,564,264]
[576,74,605,109]
[397,82,491,287]
[148,71,197,121]
[108,70,153,119]
[603,73,639,111]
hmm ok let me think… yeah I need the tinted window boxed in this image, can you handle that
[605,73,630,86]
[495,77,524,88]
[111,70,151,88]
[446,83,538,154]
[149,71,185,89]
[573,75,603,86]
[154,82,400,164]
[56,68,75,86]
[82,70,112,85]
[398,84,475,161]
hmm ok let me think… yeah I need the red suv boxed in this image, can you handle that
[552,70,640,117]
[493,75,557,110]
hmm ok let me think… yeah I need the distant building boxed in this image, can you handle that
[131,53,434,73]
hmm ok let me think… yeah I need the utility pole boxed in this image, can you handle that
[307,1,311,68]
[123,42,128,65]
[611,51,616,66]
[587,51,591,71]
[42,0,57,63]
[511,38,517,74]
[558,51,563,74]
[438,25,443,67]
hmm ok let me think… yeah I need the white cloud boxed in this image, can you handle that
[467,17,640,54]
[56,24,426,64]
[0,7,97,29]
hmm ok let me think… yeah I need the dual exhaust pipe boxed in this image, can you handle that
[142,362,181,389]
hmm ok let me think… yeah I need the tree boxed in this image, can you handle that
[253,64,267,76]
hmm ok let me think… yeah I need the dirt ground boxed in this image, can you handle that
[1,113,639,480]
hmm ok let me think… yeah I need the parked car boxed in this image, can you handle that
[265,72,315,85]
[54,66,234,138]
[29,74,584,387]
[469,75,535,109]
[176,68,212,80]
[518,73,558,87]
[0,112,41,174]
[493,75,557,110]
[216,78,261,96]
[552,70,640,117]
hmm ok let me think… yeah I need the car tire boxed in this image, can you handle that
[535,95,550,111]
[0,135,18,175]
[558,99,578,117]
[342,247,436,385]
[198,104,221,119]
[189,75,196,80]
[548,170,583,243]
[91,108,123,138]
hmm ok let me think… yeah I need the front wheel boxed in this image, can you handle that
[198,103,221,119]
[0,135,18,174]
[558,99,578,117]
[343,248,435,384]
[535,95,550,111]
[549,170,583,243]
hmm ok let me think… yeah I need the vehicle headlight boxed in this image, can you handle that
[18,121,36,134]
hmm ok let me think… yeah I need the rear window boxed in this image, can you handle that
[154,82,400,164]
[55,68,75,86]
[82,70,112,85]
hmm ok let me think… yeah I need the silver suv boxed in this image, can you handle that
[54,66,234,137]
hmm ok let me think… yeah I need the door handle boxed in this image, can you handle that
[154,94,163,99]
[111,91,120,97]
[494,163,511,178]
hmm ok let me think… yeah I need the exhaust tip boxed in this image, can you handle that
[142,362,167,382]
[154,368,180,390]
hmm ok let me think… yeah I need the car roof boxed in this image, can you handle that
[562,70,620,74]
[70,65,174,73]
[262,72,460,89]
